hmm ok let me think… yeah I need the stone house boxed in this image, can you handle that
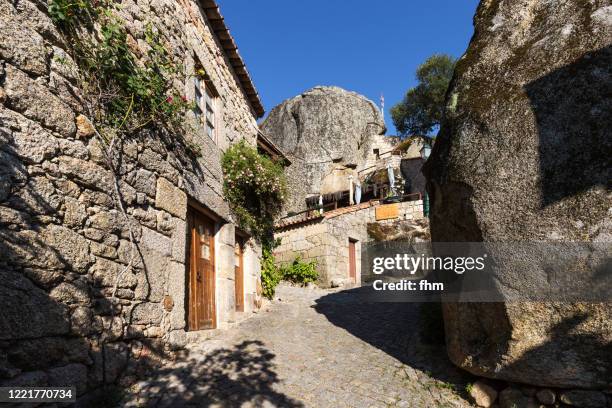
[359,135,431,200]
[362,133,399,170]
[273,133,428,288]
[0,0,279,395]
[274,200,424,287]
[305,135,429,211]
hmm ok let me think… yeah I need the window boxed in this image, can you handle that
[194,76,218,143]
[374,148,380,160]
[194,78,203,117]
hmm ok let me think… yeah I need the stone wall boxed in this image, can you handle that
[362,134,398,171]
[274,200,424,287]
[0,0,263,397]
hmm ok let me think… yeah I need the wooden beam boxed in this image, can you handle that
[204,9,221,20]
[210,20,226,31]
[216,30,232,40]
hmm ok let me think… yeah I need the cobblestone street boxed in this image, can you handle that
[125,284,476,407]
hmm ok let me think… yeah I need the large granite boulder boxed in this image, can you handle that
[261,86,385,213]
[423,0,611,388]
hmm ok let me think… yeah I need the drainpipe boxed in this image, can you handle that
[348,175,354,205]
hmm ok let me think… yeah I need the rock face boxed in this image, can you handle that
[424,0,611,389]
[468,380,498,408]
[261,86,385,214]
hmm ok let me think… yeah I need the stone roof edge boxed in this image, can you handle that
[199,0,265,118]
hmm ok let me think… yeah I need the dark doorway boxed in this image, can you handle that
[348,239,357,282]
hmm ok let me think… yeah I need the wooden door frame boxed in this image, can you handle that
[187,206,217,331]
[234,235,245,312]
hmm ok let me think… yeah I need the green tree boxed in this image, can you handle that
[391,54,456,137]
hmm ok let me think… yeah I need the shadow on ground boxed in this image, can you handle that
[118,340,303,408]
[313,286,474,388]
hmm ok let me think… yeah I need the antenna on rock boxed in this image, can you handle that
[380,93,385,117]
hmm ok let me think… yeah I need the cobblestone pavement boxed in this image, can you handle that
[125,284,476,407]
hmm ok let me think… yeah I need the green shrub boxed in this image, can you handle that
[260,251,318,299]
[281,257,318,285]
[261,247,283,299]
[221,140,286,242]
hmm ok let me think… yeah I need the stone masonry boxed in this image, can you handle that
[0,0,266,397]
[274,200,424,287]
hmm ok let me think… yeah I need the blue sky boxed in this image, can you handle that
[217,0,479,134]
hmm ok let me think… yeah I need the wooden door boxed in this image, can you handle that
[188,211,216,330]
[348,239,356,282]
[234,238,244,312]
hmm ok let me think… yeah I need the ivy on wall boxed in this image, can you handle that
[261,247,283,299]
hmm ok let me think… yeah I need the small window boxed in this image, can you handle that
[194,76,219,144]
[374,148,380,160]
[194,78,203,118]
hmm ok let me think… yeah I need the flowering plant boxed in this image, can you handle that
[222,140,287,241]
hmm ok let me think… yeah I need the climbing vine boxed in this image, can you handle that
[49,0,192,137]
[221,140,287,242]
[48,0,194,304]
[222,141,288,298]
